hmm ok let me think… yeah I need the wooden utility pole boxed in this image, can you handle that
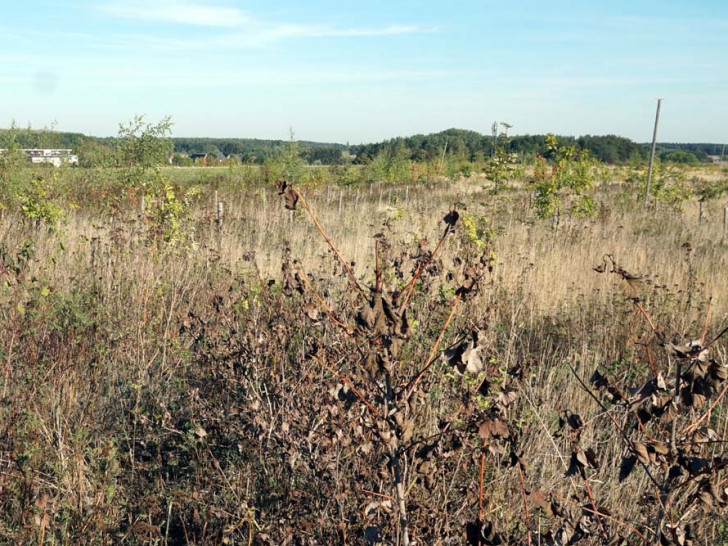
[644,99,662,206]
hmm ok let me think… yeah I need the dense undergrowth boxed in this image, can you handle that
[1,158,728,544]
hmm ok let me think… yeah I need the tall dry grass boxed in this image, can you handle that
[1,167,727,543]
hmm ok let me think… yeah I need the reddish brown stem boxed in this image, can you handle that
[645,345,658,376]
[516,462,532,546]
[583,477,608,540]
[553,492,650,544]
[478,449,485,546]
[403,293,462,400]
[293,188,367,297]
[310,353,381,418]
[634,301,664,343]
[398,228,450,313]
[682,379,728,436]
[295,268,354,335]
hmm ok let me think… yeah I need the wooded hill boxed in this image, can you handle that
[1,127,723,166]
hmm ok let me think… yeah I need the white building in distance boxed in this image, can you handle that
[0,148,79,167]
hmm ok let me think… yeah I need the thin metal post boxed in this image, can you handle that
[699,201,704,223]
[338,190,343,217]
[644,99,662,206]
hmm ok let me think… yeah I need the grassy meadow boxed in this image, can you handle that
[1,160,728,544]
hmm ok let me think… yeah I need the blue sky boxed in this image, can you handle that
[1,0,726,143]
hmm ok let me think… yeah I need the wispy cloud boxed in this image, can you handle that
[98,0,436,46]
[100,0,252,28]
[66,67,451,88]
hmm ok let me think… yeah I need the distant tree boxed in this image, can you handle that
[77,138,114,168]
[263,131,306,184]
[306,146,344,165]
[171,153,193,167]
[116,115,173,170]
[533,134,596,219]
[660,150,699,165]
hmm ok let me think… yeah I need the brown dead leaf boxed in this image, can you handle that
[478,418,509,442]
[633,442,650,465]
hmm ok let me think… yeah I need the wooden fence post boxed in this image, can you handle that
[216,202,224,230]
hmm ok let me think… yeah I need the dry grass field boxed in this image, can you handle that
[1,163,727,544]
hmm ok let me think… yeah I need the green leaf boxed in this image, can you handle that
[40,287,50,297]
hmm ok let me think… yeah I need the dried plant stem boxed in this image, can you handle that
[293,189,366,297]
[566,362,666,507]
[554,493,650,544]
[403,293,462,399]
[295,268,354,334]
[700,298,712,345]
[682,379,728,436]
[391,445,410,546]
[361,488,394,501]
[701,323,728,353]
[516,462,532,546]
[478,450,486,524]
[398,228,450,313]
[583,478,607,540]
[634,301,664,344]
[309,353,381,418]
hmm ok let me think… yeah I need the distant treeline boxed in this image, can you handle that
[352,129,650,164]
[1,127,724,167]
[651,143,726,163]
[172,137,347,164]
[0,128,89,150]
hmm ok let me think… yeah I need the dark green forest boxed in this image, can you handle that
[351,130,649,164]
[1,126,724,166]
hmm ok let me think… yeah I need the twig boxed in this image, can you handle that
[553,492,650,544]
[398,228,450,313]
[402,293,462,400]
[295,268,354,335]
[583,477,608,540]
[682,379,728,436]
[566,362,666,508]
[517,461,532,546]
[293,188,367,297]
[701,323,728,354]
[634,301,665,344]
[310,353,381,418]
[478,450,486,524]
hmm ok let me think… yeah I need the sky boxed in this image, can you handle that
[0,0,726,144]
